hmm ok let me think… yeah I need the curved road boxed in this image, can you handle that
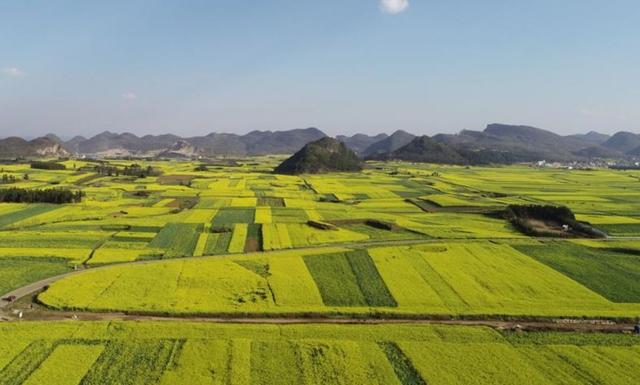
[4,235,639,308]
[0,236,468,308]
[1,237,442,309]
[2,236,640,333]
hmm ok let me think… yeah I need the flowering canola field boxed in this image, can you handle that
[2,159,640,383]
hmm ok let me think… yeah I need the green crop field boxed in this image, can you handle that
[2,159,640,383]
[0,322,638,385]
[0,257,71,294]
[304,250,397,307]
[515,242,640,302]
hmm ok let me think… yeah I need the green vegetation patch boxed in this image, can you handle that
[157,175,196,186]
[347,250,397,307]
[0,205,58,228]
[111,235,152,243]
[596,223,640,236]
[378,342,427,385]
[81,339,183,385]
[128,225,163,233]
[148,223,203,257]
[0,257,70,294]
[271,208,308,223]
[0,188,84,204]
[250,341,302,385]
[235,259,270,278]
[212,208,255,226]
[203,232,233,255]
[303,250,396,307]
[345,223,422,241]
[304,252,366,306]
[30,161,66,170]
[0,233,106,249]
[501,330,640,347]
[74,173,103,185]
[257,197,284,207]
[244,223,263,252]
[0,340,54,385]
[515,243,640,302]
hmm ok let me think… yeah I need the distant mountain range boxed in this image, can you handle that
[0,128,327,159]
[361,130,416,157]
[370,124,640,164]
[335,133,388,155]
[1,124,639,164]
[0,136,69,158]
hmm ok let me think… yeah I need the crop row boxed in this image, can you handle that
[303,250,397,307]
[1,324,638,385]
[148,223,203,258]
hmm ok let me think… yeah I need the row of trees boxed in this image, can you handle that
[95,163,159,178]
[0,188,84,204]
[30,161,66,170]
[1,174,17,184]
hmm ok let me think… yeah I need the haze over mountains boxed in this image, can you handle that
[1,124,639,164]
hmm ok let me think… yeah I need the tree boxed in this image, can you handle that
[0,187,85,204]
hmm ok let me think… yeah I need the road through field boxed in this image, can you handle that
[3,236,640,331]
[0,236,478,308]
[1,300,636,333]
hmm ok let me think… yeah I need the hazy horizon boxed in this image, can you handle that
[2,0,639,138]
[5,123,638,142]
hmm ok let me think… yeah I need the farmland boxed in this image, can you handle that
[0,322,638,384]
[0,160,639,316]
[35,241,640,318]
[1,159,640,383]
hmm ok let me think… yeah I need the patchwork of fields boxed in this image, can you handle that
[1,159,640,383]
[37,241,640,318]
[0,160,639,315]
[0,322,638,385]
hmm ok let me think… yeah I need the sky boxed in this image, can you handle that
[1,0,639,138]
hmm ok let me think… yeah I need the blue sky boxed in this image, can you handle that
[1,0,639,137]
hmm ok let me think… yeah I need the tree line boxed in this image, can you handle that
[30,161,67,170]
[0,187,85,204]
[1,174,17,184]
[95,163,159,178]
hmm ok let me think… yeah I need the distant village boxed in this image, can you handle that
[534,159,640,170]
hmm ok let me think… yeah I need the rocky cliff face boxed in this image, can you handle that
[158,140,201,158]
[0,137,69,158]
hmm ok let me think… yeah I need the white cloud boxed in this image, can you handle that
[2,67,25,77]
[122,91,138,100]
[380,0,410,14]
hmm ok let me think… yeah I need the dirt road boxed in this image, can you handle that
[1,299,636,333]
[2,237,640,334]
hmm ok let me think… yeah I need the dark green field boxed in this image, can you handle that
[0,257,70,294]
[515,243,640,302]
[304,251,396,307]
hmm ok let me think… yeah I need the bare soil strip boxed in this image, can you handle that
[1,291,636,334]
